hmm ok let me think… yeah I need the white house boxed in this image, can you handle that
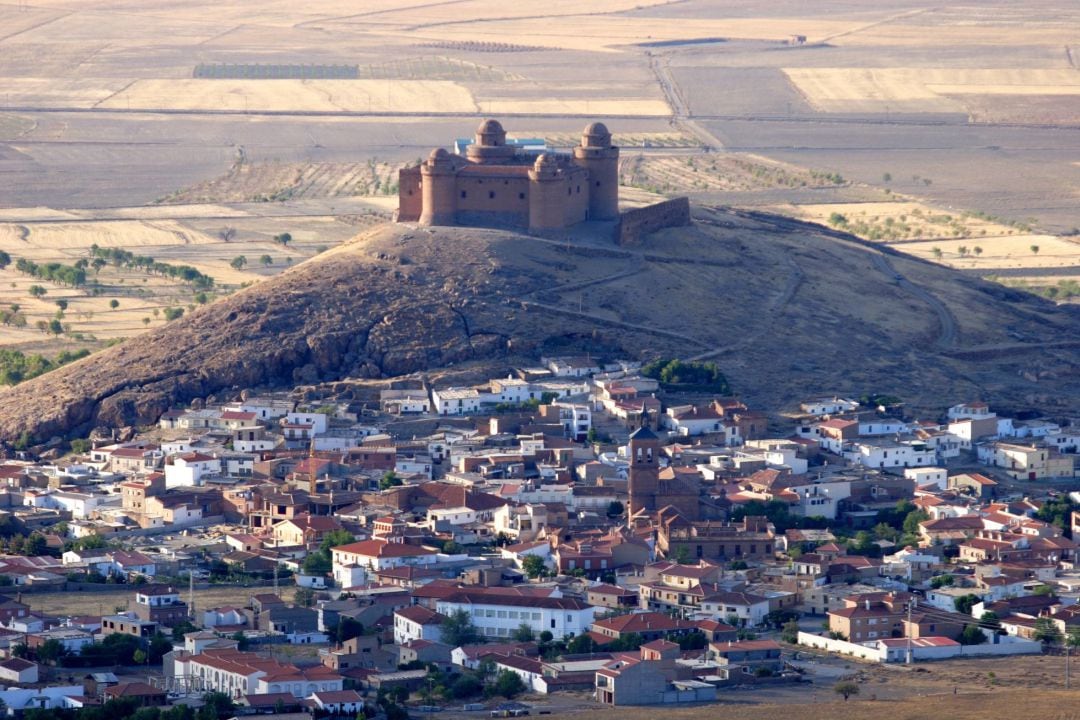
[310,690,364,716]
[0,685,82,713]
[800,397,859,416]
[435,593,595,640]
[284,412,329,435]
[393,606,446,645]
[164,452,220,488]
[845,439,936,469]
[699,590,773,626]
[858,419,910,436]
[432,388,482,415]
[905,467,948,491]
[330,540,443,588]
[0,657,38,684]
[202,607,247,628]
[380,390,432,414]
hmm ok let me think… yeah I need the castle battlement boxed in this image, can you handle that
[396,119,619,233]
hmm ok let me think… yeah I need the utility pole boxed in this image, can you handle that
[905,595,914,665]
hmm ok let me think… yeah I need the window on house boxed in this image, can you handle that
[519,192,525,200]
[489,191,495,199]
[461,191,467,199]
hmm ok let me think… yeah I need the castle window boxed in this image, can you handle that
[577,185,581,193]
[596,181,601,187]
[461,191,467,199]
[519,192,525,200]
[489,191,495,199]
[568,187,572,195]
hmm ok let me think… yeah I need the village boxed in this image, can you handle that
[0,357,1075,718]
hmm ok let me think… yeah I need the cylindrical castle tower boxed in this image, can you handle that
[419,148,456,226]
[572,122,620,221]
[527,154,565,232]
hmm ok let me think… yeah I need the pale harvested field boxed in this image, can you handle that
[902,235,1080,271]
[400,17,859,52]
[97,79,478,114]
[482,98,670,116]
[783,68,1080,113]
[787,202,1024,241]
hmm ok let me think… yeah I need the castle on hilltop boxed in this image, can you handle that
[396,119,620,233]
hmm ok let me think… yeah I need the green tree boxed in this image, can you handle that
[980,611,1001,632]
[512,623,535,642]
[958,625,987,645]
[1031,244,1040,255]
[834,680,860,701]
[606,500,624,518]
[449,673,483,699]
[55,299,68,312]
[109,299,120,309]
[163,307,184,321]
[440,608,482,647]
[232,630,251,651]
[931,247,942,259]
[953,594,980,615]
[198,692,235,720]
[671,544,691,564]
[36,638,67,666]
[133,649,147,665]
[566,634,597,654]
[230,255,247,271]
[493,669,525,698]
[294,587,316,607]
[320,529,356,552]
[148,632,173,663]
[302,551,332,575]
[521,555,547,579]
[1034,617,1063,645]
[781,619,800,644]
[28,285,46,298]
[171,620,198,641]
[274,232,292,246]
[902,509,930,535]
[260,254,273,267]
[379,470,402,490]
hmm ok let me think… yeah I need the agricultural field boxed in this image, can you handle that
[783,68,1080,114]
[621,154,847,195]
[161,160,408,205]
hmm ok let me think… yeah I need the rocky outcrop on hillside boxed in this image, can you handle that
[2,212,1079,444]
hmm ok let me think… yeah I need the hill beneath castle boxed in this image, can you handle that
[2,208,1079,443]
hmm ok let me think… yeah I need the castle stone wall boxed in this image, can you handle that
[616,197,691,245]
